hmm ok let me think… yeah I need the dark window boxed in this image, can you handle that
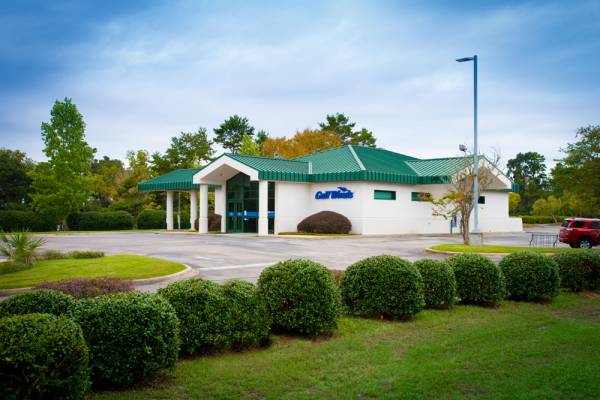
[571,221,585,228]
[411,192,432,202]
[561,220,570,227]
[374,190,396,200]
[591,222,600,229]
[478,196,486,204]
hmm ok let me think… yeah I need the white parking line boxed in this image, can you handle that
[200,261,279,271]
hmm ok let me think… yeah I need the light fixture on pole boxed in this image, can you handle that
[456,54,480,242]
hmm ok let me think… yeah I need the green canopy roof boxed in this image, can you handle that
[138,168,202,191]
[139,146,516,190]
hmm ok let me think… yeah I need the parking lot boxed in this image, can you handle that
[38,225,561,286]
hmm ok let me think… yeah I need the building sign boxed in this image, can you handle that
[315,187,354,200]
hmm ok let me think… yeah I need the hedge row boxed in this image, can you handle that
[520,215,568,224]
[0,210,58,232]
[67,211,134,231]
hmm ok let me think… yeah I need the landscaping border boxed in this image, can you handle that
[0,264,195,297]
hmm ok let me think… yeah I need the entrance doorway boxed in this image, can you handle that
[226,173,274,233]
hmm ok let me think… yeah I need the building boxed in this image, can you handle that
[138,145,522,235]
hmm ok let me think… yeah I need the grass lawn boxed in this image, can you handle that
[93,292,600,400]
[430,244,599,254]
[0,255,186,289]
[32,230,161,235]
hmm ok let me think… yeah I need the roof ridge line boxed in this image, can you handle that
[348,145,366,171]
[227,153,309,164]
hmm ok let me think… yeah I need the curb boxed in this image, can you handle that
[0,264,195,297]
[425,248,562,256]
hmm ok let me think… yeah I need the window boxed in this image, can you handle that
[591,222,600,229]
[374,190,396,200]
[571,221,585,228]
[478,196,486,204]
[411,192,432,202]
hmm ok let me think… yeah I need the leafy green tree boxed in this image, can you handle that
[506,152,548,213]
[213,115,255,153]
[110,150,153,215]
[0,149,34,210]
[151,128,213,176]
[319,113,376,147]
[256,130,270,147]
[532,196,564,222]
[550,125,600,216]
[239,135,261,156]
[30,98,95,225]
[89,156,125,209]
[508,192,521,216]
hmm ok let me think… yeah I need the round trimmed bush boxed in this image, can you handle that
[137,209,166,229]
[73,292,180,387]
[0,313,90,399]
[297,211,351,234]
[257,259,341,335]
[447,253,505,306]
[341,255,424,320]
[0,289,76,318]
[499,252,560,301]
[553,251,600,292]
[222,280,271,349]
[413,259,456,308]
[158,279,231,354]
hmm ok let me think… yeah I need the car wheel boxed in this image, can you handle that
[578,238,592,249]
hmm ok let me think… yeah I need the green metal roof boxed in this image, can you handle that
[139,146,516,190]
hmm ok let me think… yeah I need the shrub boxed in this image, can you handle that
[499,252,560,301]
[447,253,505,306]
[341,255,424,319]
[0,289,76,318]
[257,259,341,335]
[297,211,351,234]
[520,215,567,224]
[136,209,166,229]
[0,210,58,232]
[35,278,133,299]
[553,251,600,291]
[67,211,134,231]
[194,213,223,231]
[222,280,271,349]
[73,292,180,387]
[158,279,231,354]
[0,314,90,400]
[68,250,105,259]
[0,231,46,265]
[41,249,67,260]
[413,259,456,308]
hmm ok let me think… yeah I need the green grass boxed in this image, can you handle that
[430,244,599,254]
[32,229,161,235]
[92,292,600,400]
[0,255,186,289]
[278,232,357,236]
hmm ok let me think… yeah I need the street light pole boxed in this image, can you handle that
[456,55,480,241]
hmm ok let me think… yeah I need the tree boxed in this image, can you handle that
[151,129,214,176]
[506,152,548,213]
[239,135,261,156]
[256,130,269,147]
[550,125,600,216]
[260,129,342,159]
[110,150,153,215]
[532,196,563,222]
[89,156,125,209]
[509,192,521,216]
[213,115,255,153]
[30,98,95,225]
[0,149,34,210]
[319,113,376,147]
[431,154,502,245]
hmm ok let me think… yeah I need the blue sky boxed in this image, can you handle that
[1,0,599,168]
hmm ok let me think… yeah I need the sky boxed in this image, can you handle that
[1,0,599,169]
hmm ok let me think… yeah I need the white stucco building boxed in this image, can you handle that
[139,145,522,235]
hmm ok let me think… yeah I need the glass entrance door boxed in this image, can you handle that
[226,173,258,233]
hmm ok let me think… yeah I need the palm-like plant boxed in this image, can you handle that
[0,231,46,266]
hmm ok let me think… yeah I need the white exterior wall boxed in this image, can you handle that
[273,180,522,235]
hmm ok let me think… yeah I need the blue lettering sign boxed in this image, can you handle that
[315,187,354,200]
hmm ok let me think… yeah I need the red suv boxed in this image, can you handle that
[559,218,600,248]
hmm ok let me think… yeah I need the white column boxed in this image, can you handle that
[166,190,174,231]
[198,184,209,233]
[189,190,198,230]
[258,180,268,236]
[214,185,226,233]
